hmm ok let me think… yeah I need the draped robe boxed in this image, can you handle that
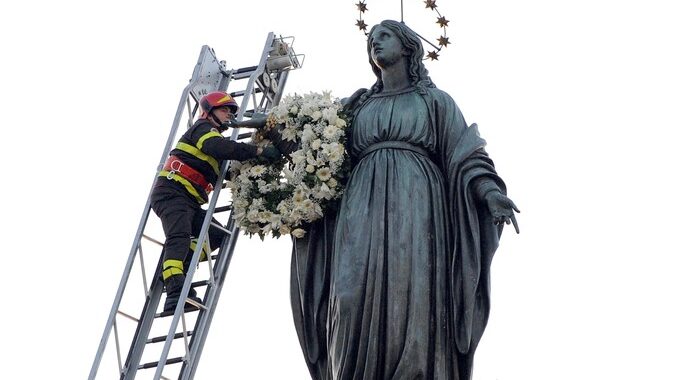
[291,86,505,379]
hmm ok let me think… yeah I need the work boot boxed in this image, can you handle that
[163,274,202,313]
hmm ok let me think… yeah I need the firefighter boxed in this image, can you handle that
[150,91,280,312]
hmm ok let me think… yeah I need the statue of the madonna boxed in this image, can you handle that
[290,19,520,379]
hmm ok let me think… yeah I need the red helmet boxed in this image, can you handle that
[199,91,238,118]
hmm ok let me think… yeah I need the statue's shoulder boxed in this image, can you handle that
[341,88,368,107]
[420,86,460,112]
[341,88,369,114]
[423,86,454,102]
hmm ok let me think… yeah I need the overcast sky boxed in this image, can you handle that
[2,0,699,379]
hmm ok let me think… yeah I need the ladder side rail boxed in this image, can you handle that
[120,251,169,380]
[91,45,213,380]
[179,227,241,380]
[272,69,292,106]
[235,32,276,127]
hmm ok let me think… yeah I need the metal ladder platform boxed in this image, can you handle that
[89,32,303,380]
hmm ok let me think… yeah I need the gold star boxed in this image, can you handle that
[355,19,368,31]
[438,36,450,47]
[436,16,449,27]
[427,51,440,60]
[356,1,368,13]
[424,0,437,10]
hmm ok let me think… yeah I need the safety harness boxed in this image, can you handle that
[158,133,222,204]
[162,156,213,192]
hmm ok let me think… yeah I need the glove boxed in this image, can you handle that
[260,145,282,161]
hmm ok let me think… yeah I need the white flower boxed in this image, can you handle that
[311,110,323,121]
[233,210,247,220]
[251,197,264,209]
[313,183,334,200]
[247,210,260,223]
[327,178,338,188]
[292,191,305,206]
[291,150,306,165]
[291,228,306,238]
[301,126,316,142]
[273,104,288,119]
[248,224,260,234]
[258,211,273,223]
[305,151,318,166]
[279,224,291,235]
[238,175,252,185]
[322,107,338,124]
[311,139,322,150]
[281,126,298,141]
[234,199,249,209]
[323,125,339,139]
[277,202,290,214]
[300,104,313,116]
[316,167,332,181]
[305,164,316,173]
[249,165,266,177]
[269,213,282,227]
[229,160,243,173]
[288,209,304,223]
[328,150,343,163]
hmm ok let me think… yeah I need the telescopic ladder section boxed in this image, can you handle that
[89,33,303,380]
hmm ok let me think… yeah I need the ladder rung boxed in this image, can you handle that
[214,205,232,213]
[147,331,193,344]
[232,65,257,74]
[138,357,184,369]
[190,280,209,288]
[231,88,262,97]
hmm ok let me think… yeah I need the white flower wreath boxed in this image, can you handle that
[227,91,351,239]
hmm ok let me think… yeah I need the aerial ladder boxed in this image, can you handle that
[89,32,303,380]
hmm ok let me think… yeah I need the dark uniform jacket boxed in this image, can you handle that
[154,119,258,204]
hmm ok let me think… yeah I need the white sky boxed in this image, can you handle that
[2,0,699,379]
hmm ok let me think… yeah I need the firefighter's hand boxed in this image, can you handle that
[259,145,282,162]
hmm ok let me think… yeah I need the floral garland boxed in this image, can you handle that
[227,91,351,239]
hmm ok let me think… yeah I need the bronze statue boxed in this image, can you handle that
[290,19,519,379]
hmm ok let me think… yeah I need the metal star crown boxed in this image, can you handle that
[354,0,451,60]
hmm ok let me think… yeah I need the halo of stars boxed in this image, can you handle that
[355,0,450,61]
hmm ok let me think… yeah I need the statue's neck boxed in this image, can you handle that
[380,61,411,93]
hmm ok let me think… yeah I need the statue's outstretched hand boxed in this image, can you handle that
[485,192,520,233]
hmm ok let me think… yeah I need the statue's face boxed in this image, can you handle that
[369,26,405,69]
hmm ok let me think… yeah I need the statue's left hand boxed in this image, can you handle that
[485,192,520,233]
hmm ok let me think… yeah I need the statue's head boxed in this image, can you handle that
[366,20,432,90]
